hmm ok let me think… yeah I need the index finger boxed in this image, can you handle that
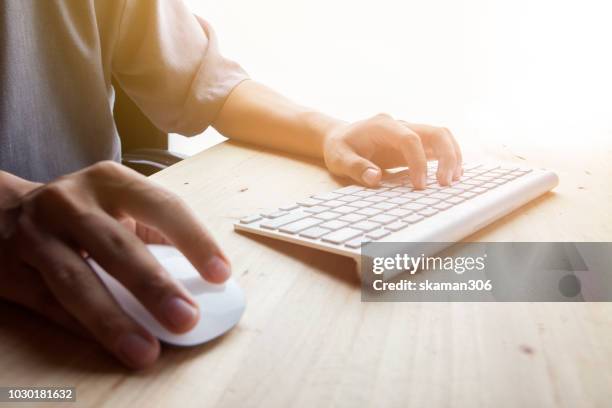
[90,165,231,284]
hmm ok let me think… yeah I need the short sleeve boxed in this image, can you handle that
[112,0,249,136]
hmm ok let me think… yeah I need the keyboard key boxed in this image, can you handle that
[279,218,322,234]
[335,185,364,194]
[370,214,397,224]
[472,176,494,182]
[297,198,322,207]
[314,211,339,221]
[379,191,401,198]
[372,202,398,210]
[404,214,424,223]
[419,208,438,217]
[322,228,363,244]
[355,208,382,217]
[444,188,465,195]
[366,229,391,240]
[353,190,376,197]
[339,213,367,223]
[429,192,452,200]
[345,236,370,249]
[300,226,331,239]
[332,206,356,214]
[385,221,408,232]
[401,203,427,211]
[433,202,452,211]
[481,183,497,189]
[471,187,488,194]
[352,220,381,232]
[447,196,465,205]
[262,210,288,218]
[402,192,426,199]
[387,197,411,205]
[279,203,299,211]
[303,205,328,214]
[313,192,342,201]
[459,191,477,199]
[261,212,308,229]
[319,220,349,230]
[346,200,370,209]
[240,214,262,224]
[416,197,440,205]
[387,208,413,217]
[363,196,387,203]
[320,199,345,208]
[462,179,483,186]
[337,195,360,203]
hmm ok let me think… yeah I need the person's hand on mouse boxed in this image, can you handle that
[323,114,463,189]
[0,162,231,369]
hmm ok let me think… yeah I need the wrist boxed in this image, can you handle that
[0,172,40,209]
[298,110,347,158]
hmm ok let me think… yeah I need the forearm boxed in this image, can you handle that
[212,80,345,158]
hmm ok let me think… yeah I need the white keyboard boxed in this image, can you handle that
[234,163,559,262]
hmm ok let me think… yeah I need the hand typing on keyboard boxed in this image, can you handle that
[323,114,463,189]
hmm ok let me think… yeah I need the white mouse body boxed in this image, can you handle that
[87,244,245,346]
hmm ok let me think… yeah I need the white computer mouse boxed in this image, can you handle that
[86,244,246,346]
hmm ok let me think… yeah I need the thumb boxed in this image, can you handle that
[338,150,382,187]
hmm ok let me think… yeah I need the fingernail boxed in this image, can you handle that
[118,333,158,368]
[162,296,199,330]
[362,168,380,186]
[205,256,231,283]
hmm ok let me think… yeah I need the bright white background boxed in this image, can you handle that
[170,0,612,156]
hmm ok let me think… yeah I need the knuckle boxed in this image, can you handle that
[438,126,452,136]
[347,157,368,176]
[87,160,127,179]
[43,262,79,290]
[35,182,71,205]
[97,314,133,340]
[130,269,173,298]
[371,112,392,122]
[402,130,421,145]
[29,181,80,218]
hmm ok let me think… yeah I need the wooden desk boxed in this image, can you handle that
[1,139,611,408]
